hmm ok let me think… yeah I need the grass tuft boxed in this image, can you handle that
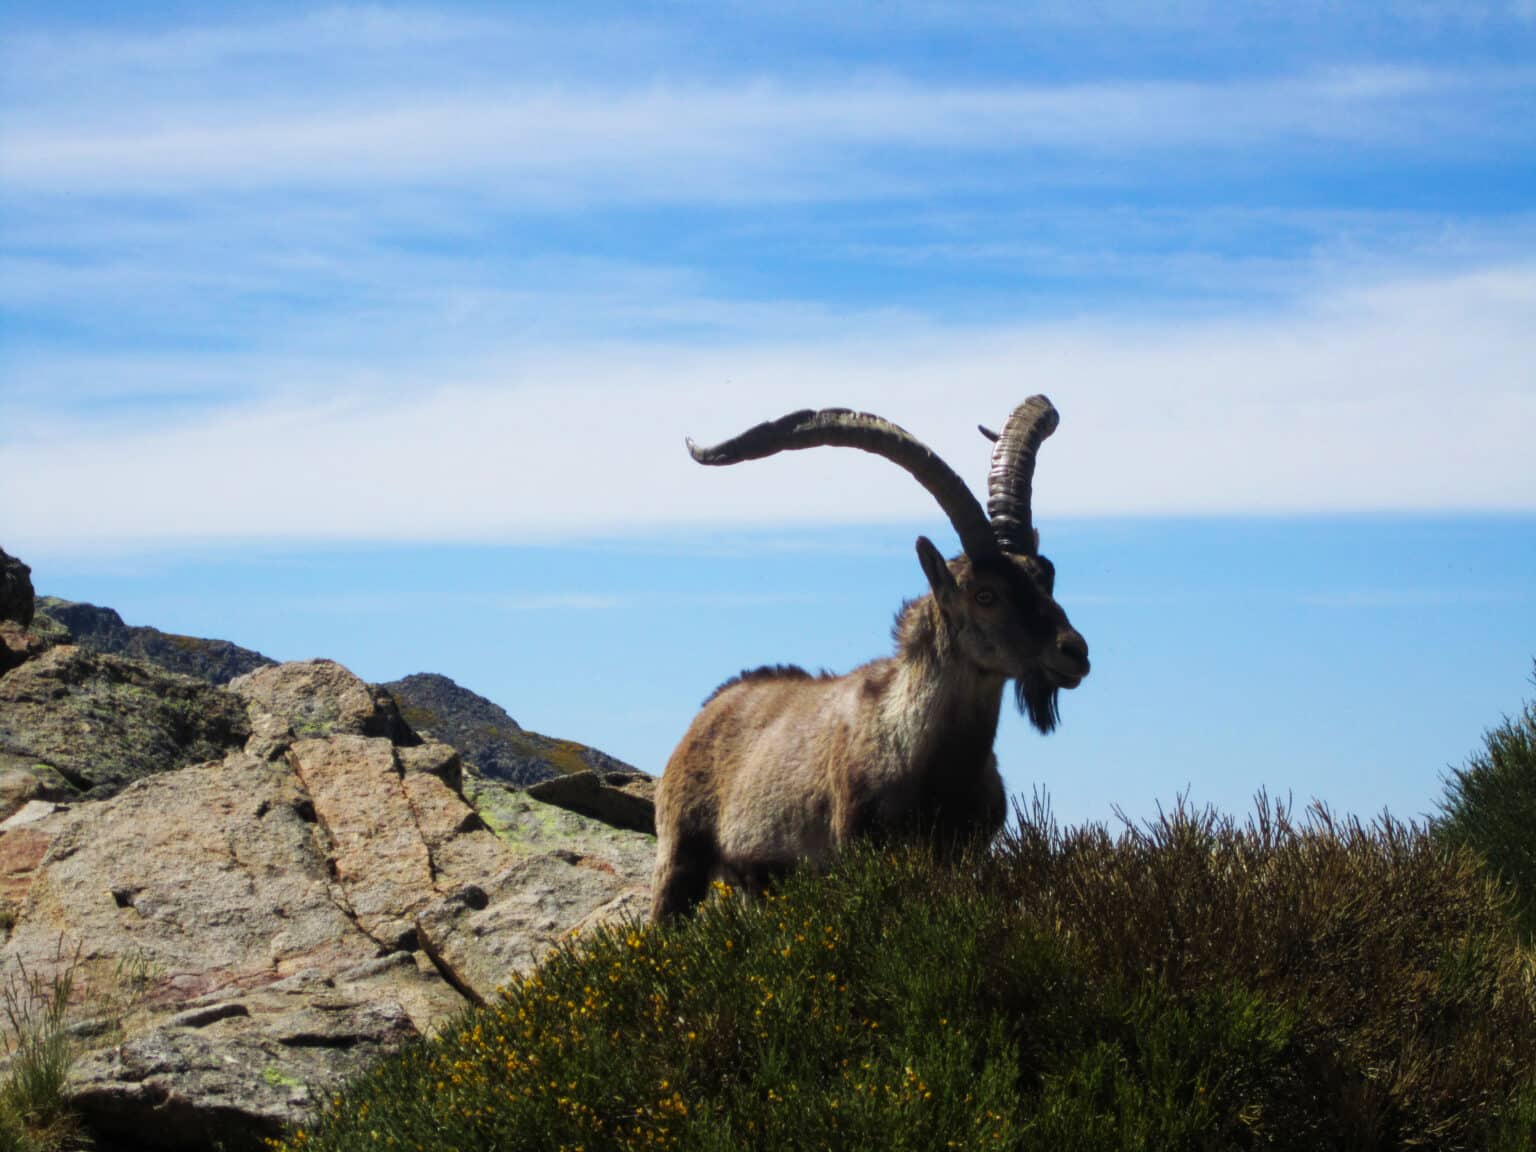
[0,945,85,1152]
[0,942,155,1152]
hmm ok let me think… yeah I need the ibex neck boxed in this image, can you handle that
[885,595,1005,765]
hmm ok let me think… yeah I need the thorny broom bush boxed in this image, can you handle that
[276,795,1535,1152]
[1435,665,1536,938]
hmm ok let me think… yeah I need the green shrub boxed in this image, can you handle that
[996,794,1535,1148]
[1435,666,1536,938]
[278,797,1536,1152]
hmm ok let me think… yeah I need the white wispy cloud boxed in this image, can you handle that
[3,261,1532,554]
[3,7,1533,555]
[6,183,1530,438]
[4,66,1531,199]
[0,8,671,103]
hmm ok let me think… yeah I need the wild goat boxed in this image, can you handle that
[650,397,1090,920]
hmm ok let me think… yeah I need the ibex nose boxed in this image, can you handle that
[1057,632,1089,675]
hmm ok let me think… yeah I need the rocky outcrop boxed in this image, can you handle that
[11,600,642,790]
[0,656,654,1150]
[382,672,642,785]
[0,550,658,1146]
[37,598,276,686]
[0,646,250,801]
[0,548,34,627]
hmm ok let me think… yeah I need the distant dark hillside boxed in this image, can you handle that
[28,595,641,789]
[37,597,276,685]
[383,672,641,786]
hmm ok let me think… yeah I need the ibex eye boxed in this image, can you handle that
[975,589,997,606]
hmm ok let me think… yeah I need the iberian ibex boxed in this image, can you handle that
[650,397,1089,920]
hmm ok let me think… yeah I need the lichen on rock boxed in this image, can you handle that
[0,646,250,799]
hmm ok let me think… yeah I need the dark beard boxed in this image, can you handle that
[1016,674,1061,734]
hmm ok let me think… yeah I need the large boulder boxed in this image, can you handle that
[230,659,413,759]
[525,770,658,835]
[69,982,422,1152]
[0,646,249,800]
[382,672,642,786]
[0,658,653,1150]
[38,598,275,686]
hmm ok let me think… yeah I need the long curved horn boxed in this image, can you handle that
[688,409,999,561]
[986,395,1059,556]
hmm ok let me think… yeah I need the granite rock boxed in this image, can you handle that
[0,658,653,1149]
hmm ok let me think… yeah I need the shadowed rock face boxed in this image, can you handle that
[382,671,645,786]
[0,552,48,675]
[0,549,33,628]
[526,770,658,835]
[0,643,655,1150]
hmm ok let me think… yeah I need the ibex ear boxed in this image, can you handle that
[915,536,958,610]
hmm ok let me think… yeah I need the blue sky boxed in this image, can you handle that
[3,2,1534,824]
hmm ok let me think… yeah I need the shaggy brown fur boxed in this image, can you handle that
[703,664,834,706]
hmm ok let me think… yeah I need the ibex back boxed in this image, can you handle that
[651,398,1089,920]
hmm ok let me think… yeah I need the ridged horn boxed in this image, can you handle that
[986,395,1059,556]
[688,409,999,561]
